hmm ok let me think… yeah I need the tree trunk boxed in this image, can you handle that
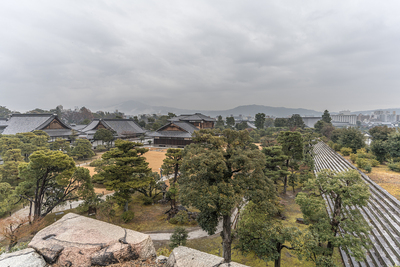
[29,202,32,224]
[124,201,129,212]
[275,244,282,267]
[222,214,232,263]
[173,164,179,184]
[327,194,342,254]
[283,175,287,194]
[34,200,41,220]
[283,160,289,194]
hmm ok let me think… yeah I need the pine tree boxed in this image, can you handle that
[70,139,95,160]
[169,226,188,249]
[277,131,303,194]
[100,140,152,211]
[262,146,289,186]
[236,202,301,267]
[161,148,183,213]
[296,169,371,264]
[15,151,93,220]
[322,110,332,124]
[255,113,266,130]
[180,129,276,263]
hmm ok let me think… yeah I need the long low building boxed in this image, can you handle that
[331,114,357,125]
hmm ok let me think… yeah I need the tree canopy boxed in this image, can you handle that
[70,139,95,160]
[226,116,235,128]
[93,128,115,147]
[338,127,365,153]
[369,125,395,142]
[274,118,287,128]
[287,114,305,129]
[215,115,225,128]
[255,113,266,130]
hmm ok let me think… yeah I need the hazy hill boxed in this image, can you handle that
[105,101,322,118]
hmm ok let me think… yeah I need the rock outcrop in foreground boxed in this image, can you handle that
[28,213,156,267]
[167,246,248,267]
[0,248,46,267]
[1,213,250,267]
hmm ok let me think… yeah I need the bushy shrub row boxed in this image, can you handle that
[388,162,400,172]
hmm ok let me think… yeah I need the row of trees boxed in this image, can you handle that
[215,113,306,131]
[0,105,125,125]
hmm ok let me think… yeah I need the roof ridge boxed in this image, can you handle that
[11,113,55,117]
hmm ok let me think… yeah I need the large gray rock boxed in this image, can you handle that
[0,248,46,267]
[28,213,156,267]
[167,246,249,267]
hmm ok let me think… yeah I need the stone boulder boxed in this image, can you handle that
[0,248,46,267]
[166,246,249,267]
[29,213,156,267]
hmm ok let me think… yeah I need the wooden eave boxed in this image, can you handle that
[37,116,72,130]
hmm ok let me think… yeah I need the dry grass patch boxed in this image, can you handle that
[368,165,400,200]
[343,155,400,201]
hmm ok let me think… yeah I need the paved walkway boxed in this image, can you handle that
[149,207,240,241]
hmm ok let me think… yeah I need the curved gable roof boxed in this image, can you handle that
[2,114,73,136]
[2,114,52,135]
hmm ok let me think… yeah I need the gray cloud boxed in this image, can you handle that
[1,0,400,113]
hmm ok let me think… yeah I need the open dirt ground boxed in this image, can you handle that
[83,148,168,194]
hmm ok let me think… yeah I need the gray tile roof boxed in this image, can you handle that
[173,121,199,133]
[152,121,198,138]
[80,119,145,138]
[168,113,216,122]
[2,114,72,136]
[102,119,145,137]
[70,124,87,131]
[80,119,102,132]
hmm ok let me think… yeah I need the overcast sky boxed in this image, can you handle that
[1,0,400,113]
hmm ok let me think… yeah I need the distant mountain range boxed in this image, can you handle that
[105,100,323,118]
